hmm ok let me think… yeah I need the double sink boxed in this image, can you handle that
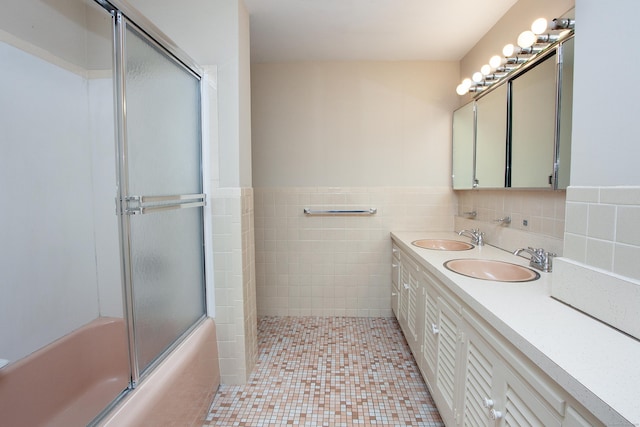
[411,239,540,282]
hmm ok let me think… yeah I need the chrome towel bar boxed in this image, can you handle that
[303,208,377,216]
[124,193,206,215]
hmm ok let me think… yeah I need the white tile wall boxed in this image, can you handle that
[456,190,567,240]
[564,186,640,281]
[254,187,456,317]
[553,187,640,340]
[211,187,257,385]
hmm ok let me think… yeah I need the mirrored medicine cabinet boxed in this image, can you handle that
[452,35,575,190]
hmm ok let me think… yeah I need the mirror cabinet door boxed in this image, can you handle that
[452,102,475,189]
[510,53,557,188]
[475,83,507,188]
[556,37,574,189]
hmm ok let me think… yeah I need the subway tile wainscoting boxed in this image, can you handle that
[254,187,456,317]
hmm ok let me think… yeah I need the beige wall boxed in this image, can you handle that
[251,61,460,316]
[252,61,459,187]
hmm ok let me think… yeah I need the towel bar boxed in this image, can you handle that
[303,208,377,216]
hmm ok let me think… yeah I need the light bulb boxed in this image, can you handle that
[517,30,536,48]
[456,84,468,95]
[531,18,548,35]
[472,72,483,83]
[489,55,503,68]
[502,44,515,57]
[461,78,472,90]
[481,64,491,75]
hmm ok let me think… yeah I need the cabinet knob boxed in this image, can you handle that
[392,292,397,297]
[392,263,398,268]
[431,323,439,334]
[482,397,494,408]
[489,409,503,420]
[403,283,410,290]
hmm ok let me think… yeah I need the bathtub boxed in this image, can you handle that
[98,317,220,426]
[0,317,130,427]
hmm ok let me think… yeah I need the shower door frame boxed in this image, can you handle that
[104,0,209,387]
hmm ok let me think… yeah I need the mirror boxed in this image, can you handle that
[475,83,507,188]
[557,37,574,189]
[510,52,557,188]
[452,102,474,189]
[451,35,574,191]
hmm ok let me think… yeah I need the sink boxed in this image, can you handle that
[412,239,474,251]
[444,259,540,282]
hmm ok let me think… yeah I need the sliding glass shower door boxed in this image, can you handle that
[114,15,206,379]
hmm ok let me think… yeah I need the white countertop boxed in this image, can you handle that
[391,231,640,427]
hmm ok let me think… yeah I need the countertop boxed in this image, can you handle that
[391,231,640,427]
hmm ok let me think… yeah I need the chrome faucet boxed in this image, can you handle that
[458,228,485,246]
[513,247,556,272]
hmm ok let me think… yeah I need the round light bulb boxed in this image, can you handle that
[472,72,483,83]
[502,44,515,57]
[517,30,536,48]
[489,55,502,68]
[461,78,472,90]
[481,64,491,75]
[456,84,468,95]
[531,17,548,35]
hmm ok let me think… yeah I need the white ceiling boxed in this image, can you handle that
[243,0,519,62]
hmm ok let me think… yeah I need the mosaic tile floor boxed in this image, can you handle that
[204,317,444,426]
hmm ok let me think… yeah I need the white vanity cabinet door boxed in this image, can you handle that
[434,295,464,427]
[463,313,563,427]
[398,255,423,354]
[398,257,410,328]
[562,406,602,427]
[498,367,562,427]
[462,326,500,427]
[391,246,400,317]
[420,271,439,386]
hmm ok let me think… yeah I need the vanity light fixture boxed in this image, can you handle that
[455,16,574,96]
[550,18,575,30]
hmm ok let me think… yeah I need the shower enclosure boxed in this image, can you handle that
[0,0,209,423]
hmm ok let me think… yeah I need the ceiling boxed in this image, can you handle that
[243,0,519,63]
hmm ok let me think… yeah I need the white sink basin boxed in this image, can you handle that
[412,239,474,251]
[444,259,539,282]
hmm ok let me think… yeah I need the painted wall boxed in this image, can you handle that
[252,61,457,187]
[129,0,253,188]
[571,0,640,187]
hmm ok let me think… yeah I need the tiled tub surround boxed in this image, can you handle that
[205,316,444,426]
[392,231,640,426]
[254,187,456,317]
[552,186,640,341]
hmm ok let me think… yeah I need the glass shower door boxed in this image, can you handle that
[115,16,206,379]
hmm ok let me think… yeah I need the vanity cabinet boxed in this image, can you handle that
[391,245,400,317]
[391,241,605,427]
[398,253,423,355]
[461,313,564,427]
